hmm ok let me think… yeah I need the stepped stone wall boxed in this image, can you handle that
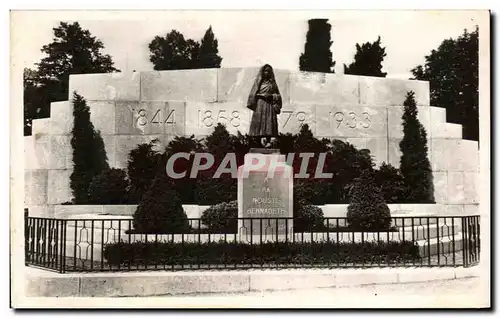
[24,68,479,214]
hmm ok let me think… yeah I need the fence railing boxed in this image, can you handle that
[24,210,480,273]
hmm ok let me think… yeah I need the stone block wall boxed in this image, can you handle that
[24,68,479,214]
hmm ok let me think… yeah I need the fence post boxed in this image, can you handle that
[24,208,29,266]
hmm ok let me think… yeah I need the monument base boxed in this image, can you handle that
[237,149,293,243]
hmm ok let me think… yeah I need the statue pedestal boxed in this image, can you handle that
[237,149,293,243]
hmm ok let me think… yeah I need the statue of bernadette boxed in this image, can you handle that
[247,64,282,148]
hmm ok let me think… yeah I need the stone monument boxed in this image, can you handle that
[24,66,479,218]
[237,65,294,242]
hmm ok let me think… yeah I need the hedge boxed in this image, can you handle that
[103,240,420,267]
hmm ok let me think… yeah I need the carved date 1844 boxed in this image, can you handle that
[132,108,176,126]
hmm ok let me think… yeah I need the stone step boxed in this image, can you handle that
[431,122,463,139]
[399,222,462,240]
[62,226,465,248]
[417,234,465,257]
[430,106,447,124]
[32,118,51,135]
[63,219,465,244]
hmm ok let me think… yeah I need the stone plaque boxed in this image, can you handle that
[238,154,293,238]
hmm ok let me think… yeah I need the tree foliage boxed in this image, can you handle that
[344,36,387,77]
[411,27,479,141]
[399,91,435,203]
[126,139,163,204]
[88,168,129,204]
[374,163,407,203]
[24,22,119,136]
[69,92,109,203]
[149,27,222,70]
[299,19,336,73]
[198,26,222,68]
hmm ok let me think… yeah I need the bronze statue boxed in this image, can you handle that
[247,64,282,148]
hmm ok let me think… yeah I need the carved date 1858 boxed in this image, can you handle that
[199,110,241,127]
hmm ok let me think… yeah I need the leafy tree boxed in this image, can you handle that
[204,123,236,164]
[24,22,119,135]
[344,36,387,77]
[326,139,375,203]
[299,19,336,73]
[374,163,407,203]
[411,27,478,141]
[399,91,435,203]
[164,135,204,203]
[149,30,201,70]
[194,124,237,205]
[88,168,129,204]
[23,68,42,136]
[126,139,163,204]
[69,92,109,203]
[198,26,222,68]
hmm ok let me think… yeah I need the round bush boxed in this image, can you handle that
[201,200,238,233]
[88,168,128,204]
[133,173,190,234]
[347,172,391,231]
[294,204,324,232]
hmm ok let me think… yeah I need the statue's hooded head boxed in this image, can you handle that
[247,64,281,111]
[260,64,275,82]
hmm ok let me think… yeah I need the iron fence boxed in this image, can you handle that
[24,209,480,273]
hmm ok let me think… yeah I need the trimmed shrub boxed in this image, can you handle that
[132,172,190,234]
[88,168,129,204]
[103,240,420,267]
[374,163,408,203]
[347,171,391,231]
[200,200,238,233]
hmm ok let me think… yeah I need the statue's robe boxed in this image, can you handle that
[247,66,282,137]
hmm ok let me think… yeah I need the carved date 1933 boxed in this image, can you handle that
[329,111,371,129]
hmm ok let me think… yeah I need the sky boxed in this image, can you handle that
[12,10,482,79]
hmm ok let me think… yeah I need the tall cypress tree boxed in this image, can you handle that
[198,26,222,68]
[70,92,109,203]
[399,91,435,203]
[299,19,336,73]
